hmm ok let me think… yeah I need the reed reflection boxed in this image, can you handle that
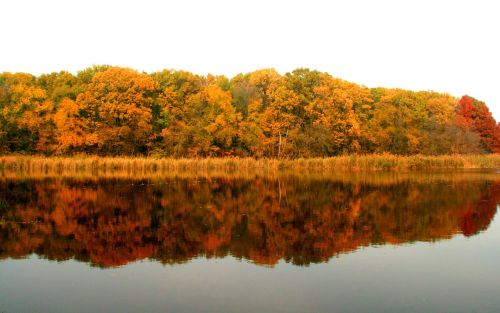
[0,176,498,267]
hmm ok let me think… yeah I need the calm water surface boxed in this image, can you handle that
[1,173,499,313]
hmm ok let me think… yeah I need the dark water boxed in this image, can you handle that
[1,173,500,313]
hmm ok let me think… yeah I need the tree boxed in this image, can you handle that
[150,70,202,156]
[0,72,55,153]
[53,98,97,153]
[299,75,362,156]
[37,71,80,104]
[2,67,500,157]
[73,67,158,154]
[241,69,302,157]
[457,95,500,153]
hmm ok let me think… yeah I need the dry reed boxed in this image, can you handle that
[0,154,499,180]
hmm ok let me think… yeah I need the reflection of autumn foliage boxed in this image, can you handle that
[458,182,499,237]
[0,178,498,267]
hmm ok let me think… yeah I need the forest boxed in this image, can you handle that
[1,66,499,157]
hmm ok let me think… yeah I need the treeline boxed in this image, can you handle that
[1,66,499,157]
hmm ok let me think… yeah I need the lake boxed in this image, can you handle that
[1,172,499,313]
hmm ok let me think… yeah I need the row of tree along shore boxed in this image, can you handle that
[1,154,499,177]
[1,66,499,157]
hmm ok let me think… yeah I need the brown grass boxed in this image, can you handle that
[0,154,499,180]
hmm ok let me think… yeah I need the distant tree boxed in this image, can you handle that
[1,67,499,156]
[73,67,157,154]
[150,70,202,156]
[37,71,80,104]
[0,72,55,153]
[457,95,500,153]
[243,69,302,157]
[299,74,361,156]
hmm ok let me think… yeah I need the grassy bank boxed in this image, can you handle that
[1,154,499,178]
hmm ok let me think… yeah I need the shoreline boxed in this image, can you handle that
[1,154,499,178]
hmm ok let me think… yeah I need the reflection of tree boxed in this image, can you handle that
[0,178,498,267]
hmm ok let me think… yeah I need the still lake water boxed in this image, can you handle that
[1,172,499,313]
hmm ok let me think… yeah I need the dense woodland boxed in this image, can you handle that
[1,66,499,157]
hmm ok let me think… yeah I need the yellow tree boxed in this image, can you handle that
[0,72,56,153]
[364,89,460,154]
[202,84,241,155]
[37,71,80,104]
[261,82,301,157]
[149,70,203,155]
[161,82,240,157]
[244,69,301,157]
[53,98,99,153]
[303,74,361,155]
[75,67,158,154]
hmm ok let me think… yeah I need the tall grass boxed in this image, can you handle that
[0,154,499,179]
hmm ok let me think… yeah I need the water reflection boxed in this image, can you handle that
[0,175,499,267]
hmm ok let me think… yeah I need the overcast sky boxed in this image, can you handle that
[1,0,499,120]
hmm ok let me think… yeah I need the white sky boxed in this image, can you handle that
[1,0,499,120]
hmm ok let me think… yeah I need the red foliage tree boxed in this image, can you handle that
[456,95,500,152]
